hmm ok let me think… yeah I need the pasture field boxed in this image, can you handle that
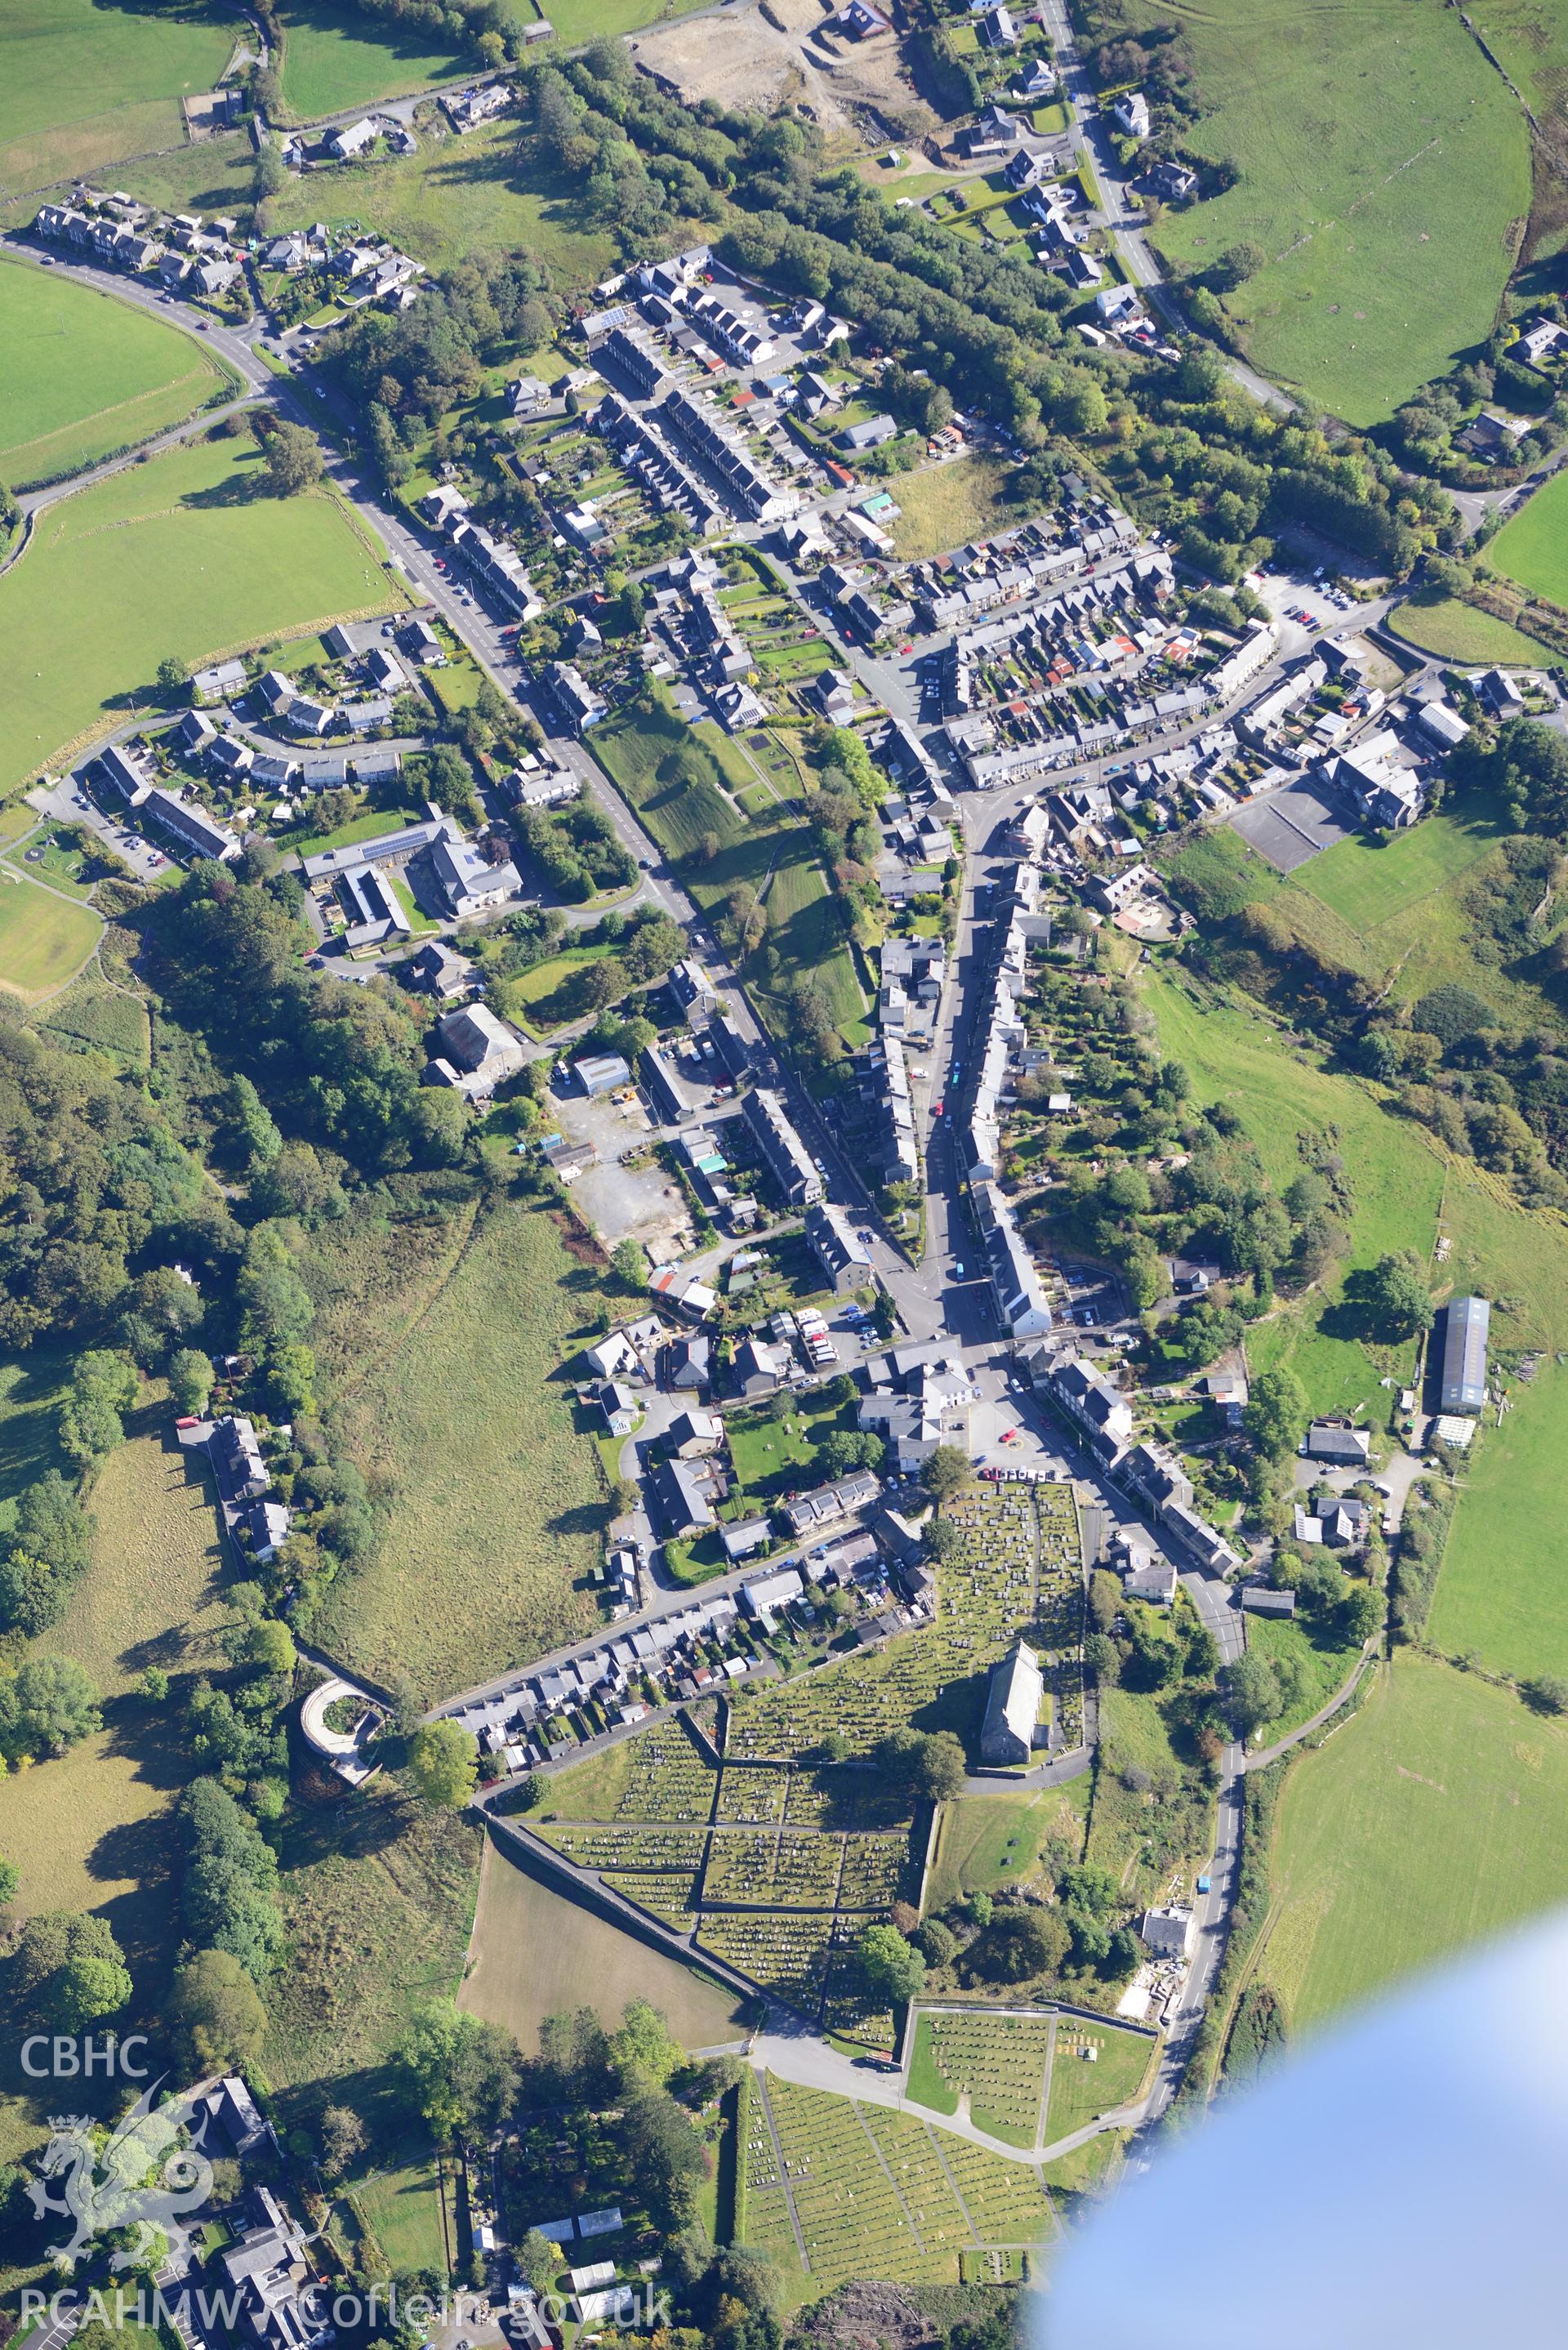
[309,1197,613,1697]
[0,1411,235,1994]
[1130,0,1530,422]
[102,131,262,234]
[925,1786,1089,1911]
[278,0,465,118]
[891,459,1022,561]
[1144,967,1443,1416]
[460,1839,750,2052]
[265,118,616,279]
[590,690,866,1050]
[0,0,231,192]
[0,434,403,801]
[1041,2018,1154,2141]
[0,259,229,486]
[1388,594,1558,665]
[1430,1358,1568,1681]
[1258,1656,1568,2029]
[1296,791,1510,934]
[0,872,100,1000]
[266,1787,481,2126]
[1489,469,1568,609]
[1465,0,1568,150]
[535,0,710,35]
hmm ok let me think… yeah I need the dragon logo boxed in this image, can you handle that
[27,2081,213,2273]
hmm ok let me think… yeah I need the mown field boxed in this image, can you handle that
[460,1839,750,2053]
[308,1197,617,1698]
[1297,790,1510,934]
[0,0,232,198]
[265,116,616,279]
[0,432,403,801]
[1134,0,1531,423]
[354,2156,450,2273]
[278,0,465,118]
[1144,965,1443,1415]
[1388,593,1558,665]
[1041,2017,1153,2141]
[891,458,1020,561]
[1258,1656,1568,2029]
[589,690,866,1050]
[0,258,229,486]
[0,872,101,1001]
[533,0,710,36]
[1488,468,1568,609]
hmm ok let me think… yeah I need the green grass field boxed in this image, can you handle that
[1245,1612,1365,1747]
[1489,469,1568,609]
[1041,2018,1153,2141]
[1133,0,1531,423]
[1464,0,1568,153]
[99,129,263,235]
[0,433,403,801]
[925,1788,1089,1911]
[278,0,464,116]
[1259,1656,1568,2029]
[0,258,229,486]
[461,1839,750,2053]
[0,872,100,1000]
[308,1197,617,1698]
[0,1348,72,1513]
[529,0,710,34]
[1387,594,1558,665]
[589,690,866,1051]
[1145,966,1443,1413]
[0,0,232,194]
[265,115,616,279]
[1430,1358,1568,1679]
[354,2158,450,2272]
[891,458,1022,561]
[1297,791,1509,932]
[906,2010,1055,2147]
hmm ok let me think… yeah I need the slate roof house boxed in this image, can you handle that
[980,1639,1042,1764]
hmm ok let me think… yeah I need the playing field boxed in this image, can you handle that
[1134,0,1531,423]
[460,1839,751,2053]
[0,872,100,1000]
[1388,595,1558,666]
[1258,1656,1568,2029]
[1488,470,1568,609]
[0,258,229,486]
[0,0,232,192]
[307,1196,616,1698]
[1295,791,1511,934]
[264,117,617,279]
[0,432,403,801]
[1144,966,1443,1414]
[277,0,466,118]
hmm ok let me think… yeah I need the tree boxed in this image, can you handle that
[915,1916,956,1967]
[964,1907,1067,1984]
[55,1951,132,2031]
[612,1238,647,1293]
[1220,1650,1285,1737]
[857,1922,926,2004]
[1359,1251,1433,1342]
[1085,1631,1121,1687]
[60,1349,139,1464]
[612,1998,681,2087]
[1340,1583,1383,1645]
[0,1655,102,1758]
[261,421,324,497]
[319,2103,368,2179]
[1523,1673,1568,1716]
[170,1948,269,2074]
[874,1727,967,1803]
[0,1856,18,1913]
[157,656,190,699]
[169,1347,215,1418]
[921,1446,969,1501]
[399,1998,519,2140]
[8,1913,129,2027]
[1243,1365,1310,1464]
[515,2230,562,2294]
[406,1719,479,1808]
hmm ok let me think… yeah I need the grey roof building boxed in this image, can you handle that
[979,1639,1042,1764]
[1438,1295,1489,1416]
